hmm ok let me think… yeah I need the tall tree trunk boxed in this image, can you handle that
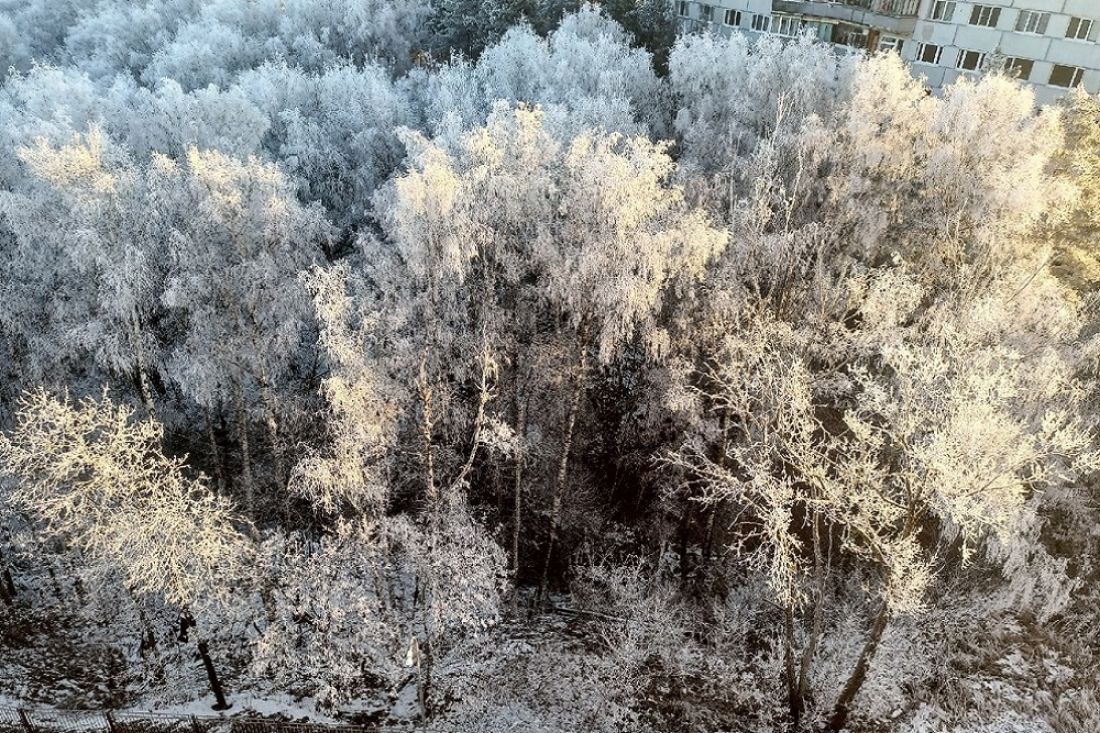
[204,406,226,494]
[234,387,256,523]
[702,506,716,567]
[128,315,157,420]
[447,341,493,495]
[417,357,437,504]
[678,503,693,587]
[413,350,445,720]
[255,361,286,489]
[538,339,586,602]
[133,595,156,659]
[46,565,63,600]
[0,548,15,605]
[414,635,426,718]
[512,394,528,575]
[797,514,826,710]
[197,639,230,710]
[421,635,435,720]
[825,601,891,732]
[784,604,802,729]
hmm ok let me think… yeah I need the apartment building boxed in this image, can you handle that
[676,1,1100,104]
[906,1,1100,104]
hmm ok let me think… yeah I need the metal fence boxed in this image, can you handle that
[0,709,378,733]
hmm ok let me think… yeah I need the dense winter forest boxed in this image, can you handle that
[0,1,1098,731]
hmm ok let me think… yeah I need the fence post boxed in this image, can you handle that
[190,715,204,733]
[17,709,34,733]
[105,711,120,733]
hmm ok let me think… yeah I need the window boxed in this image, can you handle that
[956,49,985,71]
[878,35,904,53]
[1049,65,1085,88]
[676,1,688,17]
[969,5,1000,28]
[774,14,801,37]
[804,20,833,43]
[917,43,943,64]
[1004,57,1034,81]
[724,9,741,26]
[1067,17,1094,41]
[751,13,770,32]
[931,1,955,22]
[1015,10,1049,35]
[698,3,713,22]
[954,48,990,70]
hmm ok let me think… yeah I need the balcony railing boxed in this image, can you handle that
[803,0,920,17]
[772,0,921,34]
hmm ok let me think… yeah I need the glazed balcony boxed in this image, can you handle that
[772,0,920,33]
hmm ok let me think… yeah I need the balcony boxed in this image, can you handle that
[772,0,920,34]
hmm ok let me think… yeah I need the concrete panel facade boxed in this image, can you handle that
[676,0,1100,103]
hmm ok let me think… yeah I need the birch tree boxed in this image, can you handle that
[672,266,1097,729]
[374,104,725,588]
[1,128,169,416]
[273,262,506,715]
[162,148,332,515]
[290,263,402,517]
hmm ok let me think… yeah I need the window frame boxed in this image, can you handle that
[1049,65,1085,89]
[698,3,713,23]
[1067,17,1094,41]
[931,1,955,22]
[1004,57,1034,81]
[956,49,985,71]
[969,4,1001,28]
[1015,10,1050,35]
[773,14,802,37]
[878,35,904,53]
[724,8,741,27]
[917,43,943,64]
[751,13,770,32]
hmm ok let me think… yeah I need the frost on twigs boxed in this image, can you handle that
[290,264,399,517]
[0,390,249,610]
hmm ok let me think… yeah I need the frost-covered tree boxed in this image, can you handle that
[671,44,1069,286]
[279,254,505,713]
[109,77,270,160]
[671,261,1097,729]
[62,0,204,82]
[407,6,663,139]
[253,498,505,712]
[0,129,170,415]
[831,69,1070,280]
[373,103,724,584]
[1051,89,1100,289]
[0,390,250,708]
[670,31,857,218]
[290,264,401,516]
[0,0,84,79]
[162,149,332,513]
[0,66,270,189]
[234,62,411,231]
[428,0,535,58]
[252,522,400,708]
[141,0,430,89]
[0,390,248,608]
